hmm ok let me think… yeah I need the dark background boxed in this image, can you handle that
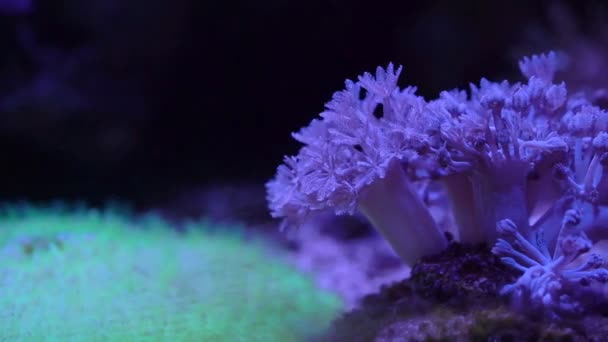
[0,0,606,210]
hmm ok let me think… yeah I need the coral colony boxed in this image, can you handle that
[0,207,341,340]
[267,52,608,318]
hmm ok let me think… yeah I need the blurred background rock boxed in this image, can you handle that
[0,0,606,217]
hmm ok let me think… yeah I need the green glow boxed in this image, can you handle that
[0,206,342,341]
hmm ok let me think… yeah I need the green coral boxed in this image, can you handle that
[0,205,342,341]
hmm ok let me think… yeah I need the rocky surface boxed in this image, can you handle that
[320,243,608,341]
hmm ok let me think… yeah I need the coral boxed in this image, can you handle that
[267,50,608,317]
[492,215,608,319]
[0,205,342,341]
[266,64,449,264]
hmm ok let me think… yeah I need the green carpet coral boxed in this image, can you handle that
[0,205,342,341]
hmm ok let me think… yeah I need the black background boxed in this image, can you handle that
[0,0,605,209]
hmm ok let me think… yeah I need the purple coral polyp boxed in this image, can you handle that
[267,51,608,316]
